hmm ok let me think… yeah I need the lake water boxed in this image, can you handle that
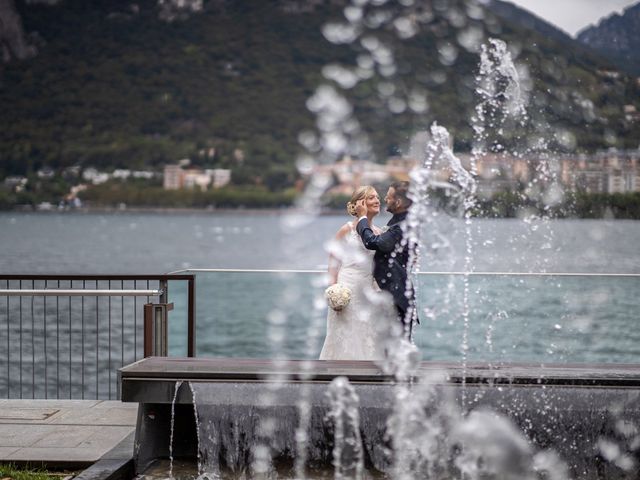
[1,211,639,274]
[1,211,640,397]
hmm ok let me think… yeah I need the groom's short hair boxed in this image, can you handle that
[391,181,412,208]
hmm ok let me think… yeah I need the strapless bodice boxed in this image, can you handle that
[337,224,374,282]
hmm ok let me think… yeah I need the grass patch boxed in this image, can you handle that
[0,464,69,480]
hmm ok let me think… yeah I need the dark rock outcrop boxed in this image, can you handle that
[577,2,640,76]
[0,0,37,62]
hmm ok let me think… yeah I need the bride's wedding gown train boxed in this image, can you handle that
[319,223,394,361]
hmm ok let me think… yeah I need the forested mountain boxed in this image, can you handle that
[577,2,640,76]
[1,0,639,183]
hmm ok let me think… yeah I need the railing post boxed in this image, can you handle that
[144,303,174,357]
[160,279,168,305]
[188,276,196,357]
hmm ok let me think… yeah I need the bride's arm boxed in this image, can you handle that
[328,254,340,285]
[327,223,351,285]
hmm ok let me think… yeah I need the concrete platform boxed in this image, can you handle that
[121,357,640,479]
[120,357,640,395]
[0,399,138,468]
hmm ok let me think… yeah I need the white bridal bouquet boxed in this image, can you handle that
[325,283,352,311]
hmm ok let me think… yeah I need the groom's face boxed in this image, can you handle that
[385,187,399,213]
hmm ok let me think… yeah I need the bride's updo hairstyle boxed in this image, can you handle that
[346,185,376,217]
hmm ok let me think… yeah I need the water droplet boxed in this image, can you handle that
[389,97,407,114]
[322,64,360,89]
[393,16,418,39]
[322,22,358,44]
[344,6,363,23]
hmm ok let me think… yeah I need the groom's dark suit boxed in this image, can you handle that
[356,212,417,336]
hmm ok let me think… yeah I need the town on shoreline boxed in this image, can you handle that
[2,149,640,219]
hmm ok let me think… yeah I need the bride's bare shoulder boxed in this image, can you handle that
[334,222,353,240]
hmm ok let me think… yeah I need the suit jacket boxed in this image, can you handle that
[356,212,415,316]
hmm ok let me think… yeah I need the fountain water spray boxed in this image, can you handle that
[189,382,203,475]
[169,380,183,479]
[385,373,454,479]
[409,122,478,407]
[403,37,532,408]
[325,377,364,480]
[229,3,610,480]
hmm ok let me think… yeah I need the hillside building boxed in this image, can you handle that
[163,163,231,190]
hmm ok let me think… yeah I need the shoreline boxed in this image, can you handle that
[2,205,345,216]
[0,207,638,221]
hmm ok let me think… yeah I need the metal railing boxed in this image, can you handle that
[170,268,640,364]
[169,268,640,277]
[0,274,195,400]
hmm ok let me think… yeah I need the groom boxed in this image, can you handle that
[355,181,418,340]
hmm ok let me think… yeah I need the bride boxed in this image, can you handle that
[319,186,394,361]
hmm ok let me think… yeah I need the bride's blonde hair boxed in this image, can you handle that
[346,185,376,217]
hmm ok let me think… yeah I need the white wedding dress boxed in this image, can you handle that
[319,223,394,361]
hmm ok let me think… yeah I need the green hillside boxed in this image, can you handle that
[1,0,638,183]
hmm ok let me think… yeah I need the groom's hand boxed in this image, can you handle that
[355,199,367,217]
